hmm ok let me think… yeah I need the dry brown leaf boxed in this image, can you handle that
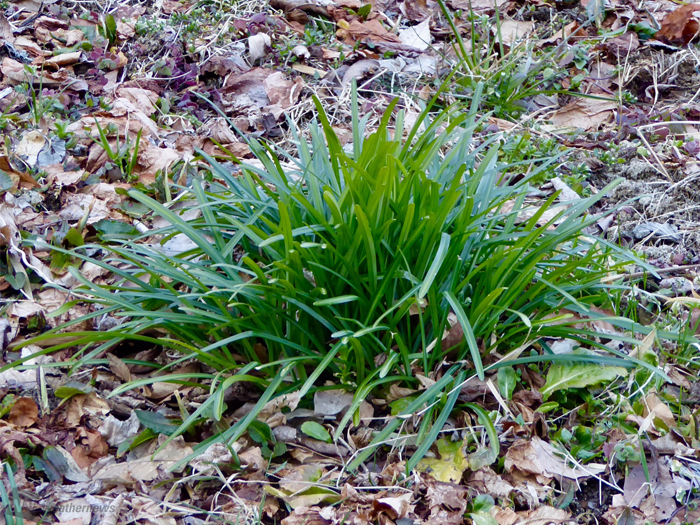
[551,176,581,202]
[657,3,700,45]
[43,163,84,186]
[8,397,39,427]
[201,55,249,76]
[44,51,81,68]
[602,506,646,525]
[92,435,193,484]
[588,60,618,93]
[34,24,84,47]
[258,390,301,426]
[342,59,380,87]
[59,192,117,225]
[205,119,238,144]
[239,446,267,470]
[468,468,515,499]
[269,0,329,24]
[489,506,519,525]
[249,33,271,62]
[498,20,535,46]
[539,21,578,46]
[63,392,110,428]
[515,506,571,525]
[386,383,417,403]
[15,131,46,167]
[596,31,640,58]
[504,436,606,481]
[292,64,328,78]
[115,87,159,115]
[72,427,110,468]
[109,98,159,136]
[651,429,694,456]
[424,482,468,525]
[374,493,414,519]
[644,393,676,428]
[488,117,517,131]
[136,143,181,184]
[322,48,342,60]
[66,115,150,141]
[281,507,331,525]
[337,19,401,46]
[398,18,432,50]
[54,498,93,524]
[550,97,616,130]
[107,353,131,382]
[448,0,506,12]
[0,155,39,190]
[0,11,13,42]
[264,72,303,109]
[400,0,430,22]
[624,456,679,521]
[146,363,200,399]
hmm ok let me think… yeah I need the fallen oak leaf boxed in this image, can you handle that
[550,96,616,131]
[337,19,402,46]
[539,21,579,46]
[373,493,414,520]
[504,436,606,481]
[497,20,535,47]
[7,397,39,427]
[269,0,329,24]
[342,59,379,87]
[656,3,700,45]
[448,0,507,13]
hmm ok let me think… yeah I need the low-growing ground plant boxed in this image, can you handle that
[0,462,23,525]
[12,83,666,471]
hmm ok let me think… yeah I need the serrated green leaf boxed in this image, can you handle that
[540,350,628,399]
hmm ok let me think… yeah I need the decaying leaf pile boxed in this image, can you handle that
[2,0,700,522]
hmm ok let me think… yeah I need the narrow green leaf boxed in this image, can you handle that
[418,232,450,299]
[444,291,484,380]
[313,295,358,306]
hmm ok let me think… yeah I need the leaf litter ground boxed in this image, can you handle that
[2,0,700,523]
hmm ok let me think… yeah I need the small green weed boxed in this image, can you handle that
[0,462,23,525]
[89,118,142,182]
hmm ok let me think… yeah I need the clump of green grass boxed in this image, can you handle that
[12,83,663,470]
[0,462,23,525]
